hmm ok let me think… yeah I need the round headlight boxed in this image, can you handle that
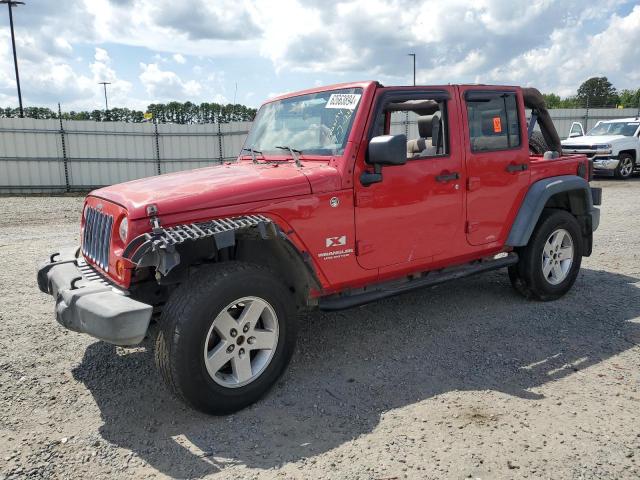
[119,217,128,243]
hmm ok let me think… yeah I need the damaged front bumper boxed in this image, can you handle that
[593,157,619,176]
[37,248,152,346]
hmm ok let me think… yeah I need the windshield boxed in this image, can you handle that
[587,121,639,137]
[243,88,363,156]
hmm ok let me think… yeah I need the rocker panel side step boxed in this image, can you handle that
[318,253,518,311]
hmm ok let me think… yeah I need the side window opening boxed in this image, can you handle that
[467,93,521,152]
[373,97,449,159]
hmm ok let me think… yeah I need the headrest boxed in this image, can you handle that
[417,112,441,138]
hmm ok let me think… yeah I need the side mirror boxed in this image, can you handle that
[361,134,407,187]
[367,134,407,166]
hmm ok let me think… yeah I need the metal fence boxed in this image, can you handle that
[0,117,251,194]
[1,108,639,194]
[548,108,639,137]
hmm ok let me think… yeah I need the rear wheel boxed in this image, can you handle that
[509,209,583,301]
[614,153,634,179]
[155,262,297,414]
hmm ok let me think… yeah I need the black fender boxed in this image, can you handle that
[123,214,273,276]
[122,213,322,305]
[506,175,599,248]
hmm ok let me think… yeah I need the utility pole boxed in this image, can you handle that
[408,53,416,86]
[98,82,111,111]
[2,0,25,117]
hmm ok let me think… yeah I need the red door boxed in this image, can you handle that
[353,87,464,270]
[460,87,531,246]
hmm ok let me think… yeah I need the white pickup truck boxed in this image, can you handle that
[561,117,640,179]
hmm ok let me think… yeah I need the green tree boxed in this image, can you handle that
[558,96,581,108]
[542,93,562,109]
[576,77,619,107]
[618,88,640,108]
[23,107,57,119]
[0,100,257,123]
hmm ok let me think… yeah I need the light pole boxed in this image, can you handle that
[2,0,25,117]
[98,81,111,111]
[408,53,416,86]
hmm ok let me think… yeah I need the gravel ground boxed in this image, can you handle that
[0,179,639,480]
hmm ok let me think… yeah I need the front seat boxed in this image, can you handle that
[407,113,441,157]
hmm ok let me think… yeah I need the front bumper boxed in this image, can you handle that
[37,248,152,345]
[593,157,619,176]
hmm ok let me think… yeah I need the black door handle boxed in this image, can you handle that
[435,172,460,183]
[506,163,529,173]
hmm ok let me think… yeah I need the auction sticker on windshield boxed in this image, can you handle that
[325,94,361,109]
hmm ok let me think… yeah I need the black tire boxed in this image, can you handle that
[528,131,548,155]
[614,152,635,179]
[155,262,297,414]
[508,209,583,301]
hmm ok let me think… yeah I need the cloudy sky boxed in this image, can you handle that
[0,0,638,111]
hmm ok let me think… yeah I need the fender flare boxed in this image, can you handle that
[122,214,274,275]
[122,213,323,292]
[506,175,596,247]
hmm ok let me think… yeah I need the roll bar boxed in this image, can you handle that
[522,87,562,154]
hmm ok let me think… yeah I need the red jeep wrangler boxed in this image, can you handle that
[38,82,601,414]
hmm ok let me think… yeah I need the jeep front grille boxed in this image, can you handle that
[82,207,113,271]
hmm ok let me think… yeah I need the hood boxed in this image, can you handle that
[91,161,312,219]
[562,135,626,146]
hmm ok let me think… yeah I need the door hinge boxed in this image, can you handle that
[354,191,373,207]
[466,221,480,233]
[467,177,481,191]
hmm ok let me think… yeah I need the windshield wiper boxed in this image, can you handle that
[241,147,263,164]
[274,146,303,168]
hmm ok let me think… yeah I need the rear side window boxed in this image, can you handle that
[466,93,520,152]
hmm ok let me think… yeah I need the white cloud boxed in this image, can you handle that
[53,37,73,55]
[484,4,640,95]
[139,63,202,100]
[86,0,260,58]
[250,0,640,94]
[0,40,135,110]
[89,48,134,108]
[1,0,639,111]
[94,47,110,64]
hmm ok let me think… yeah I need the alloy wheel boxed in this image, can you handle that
[203,296,279,388]
[619,157,634,177]
[541,228,574,285]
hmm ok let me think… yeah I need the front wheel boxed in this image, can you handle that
[509,209,583,301]
[155,262,297,414]
[614,153,635,179]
